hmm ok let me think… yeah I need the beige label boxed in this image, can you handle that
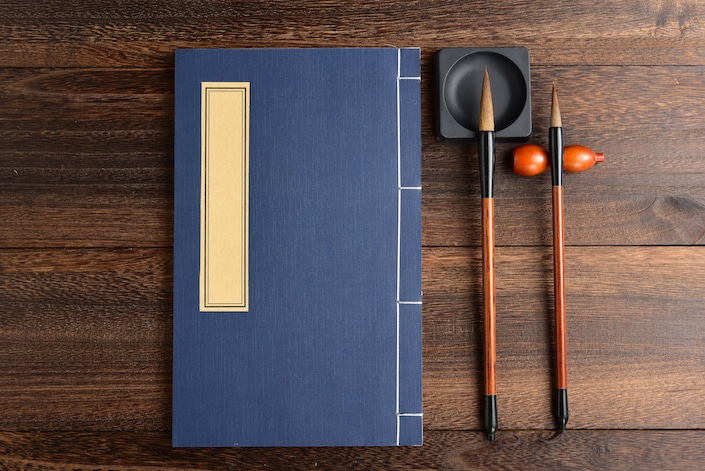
[200,83,249,311]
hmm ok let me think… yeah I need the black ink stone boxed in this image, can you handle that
[437,47,532,140]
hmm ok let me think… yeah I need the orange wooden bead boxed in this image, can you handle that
[512,143,548,176]
[513,144,604,176]
[563,145,605,172]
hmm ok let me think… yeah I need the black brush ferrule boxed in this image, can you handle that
[484,394,498,441]
[478,131,496,198]
[549,127,563,187]
[556,388,569,431]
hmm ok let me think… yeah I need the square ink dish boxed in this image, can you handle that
[437,47,532,140]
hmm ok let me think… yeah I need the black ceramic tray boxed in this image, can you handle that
[437,47,531,140]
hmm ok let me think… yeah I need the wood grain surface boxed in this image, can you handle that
[1,0,704,469]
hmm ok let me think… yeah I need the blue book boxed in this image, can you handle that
[173,48,422,447]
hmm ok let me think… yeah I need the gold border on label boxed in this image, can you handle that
[200,82,250,312]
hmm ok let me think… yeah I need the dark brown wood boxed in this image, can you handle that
[2,246,703,434]
[424,65,705,247]
[0,248,172,431]
[0,1,704,68]
[1,430,705,471]
[423,246,705,431]
[1,0,704,468]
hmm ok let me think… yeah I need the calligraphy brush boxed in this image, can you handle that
[478,68,498,441]
[550,84,569,432]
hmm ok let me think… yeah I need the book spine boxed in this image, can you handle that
[396,47,423,446]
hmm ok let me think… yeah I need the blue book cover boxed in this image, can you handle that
[173,48,422,447]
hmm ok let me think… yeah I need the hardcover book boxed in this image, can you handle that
[173,48,422,447]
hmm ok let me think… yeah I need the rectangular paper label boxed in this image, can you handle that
[200,83,249,311]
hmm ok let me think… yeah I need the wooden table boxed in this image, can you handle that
[1,1,704,469]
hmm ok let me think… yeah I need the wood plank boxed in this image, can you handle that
[0,1,704,67]
[423,246,705,430]
[2,246,703,432]
[0,68,173,131]
[3,37,703,69]
[0,0,702,467]
[1,66,704,248]
[0,248,172,431]
[1,430,704,470]
[0,184,172,248]
[0,67,173,248]
[425,65,705,247]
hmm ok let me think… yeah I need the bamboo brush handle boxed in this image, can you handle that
[482,197,497,395]
[552,186,568,390]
